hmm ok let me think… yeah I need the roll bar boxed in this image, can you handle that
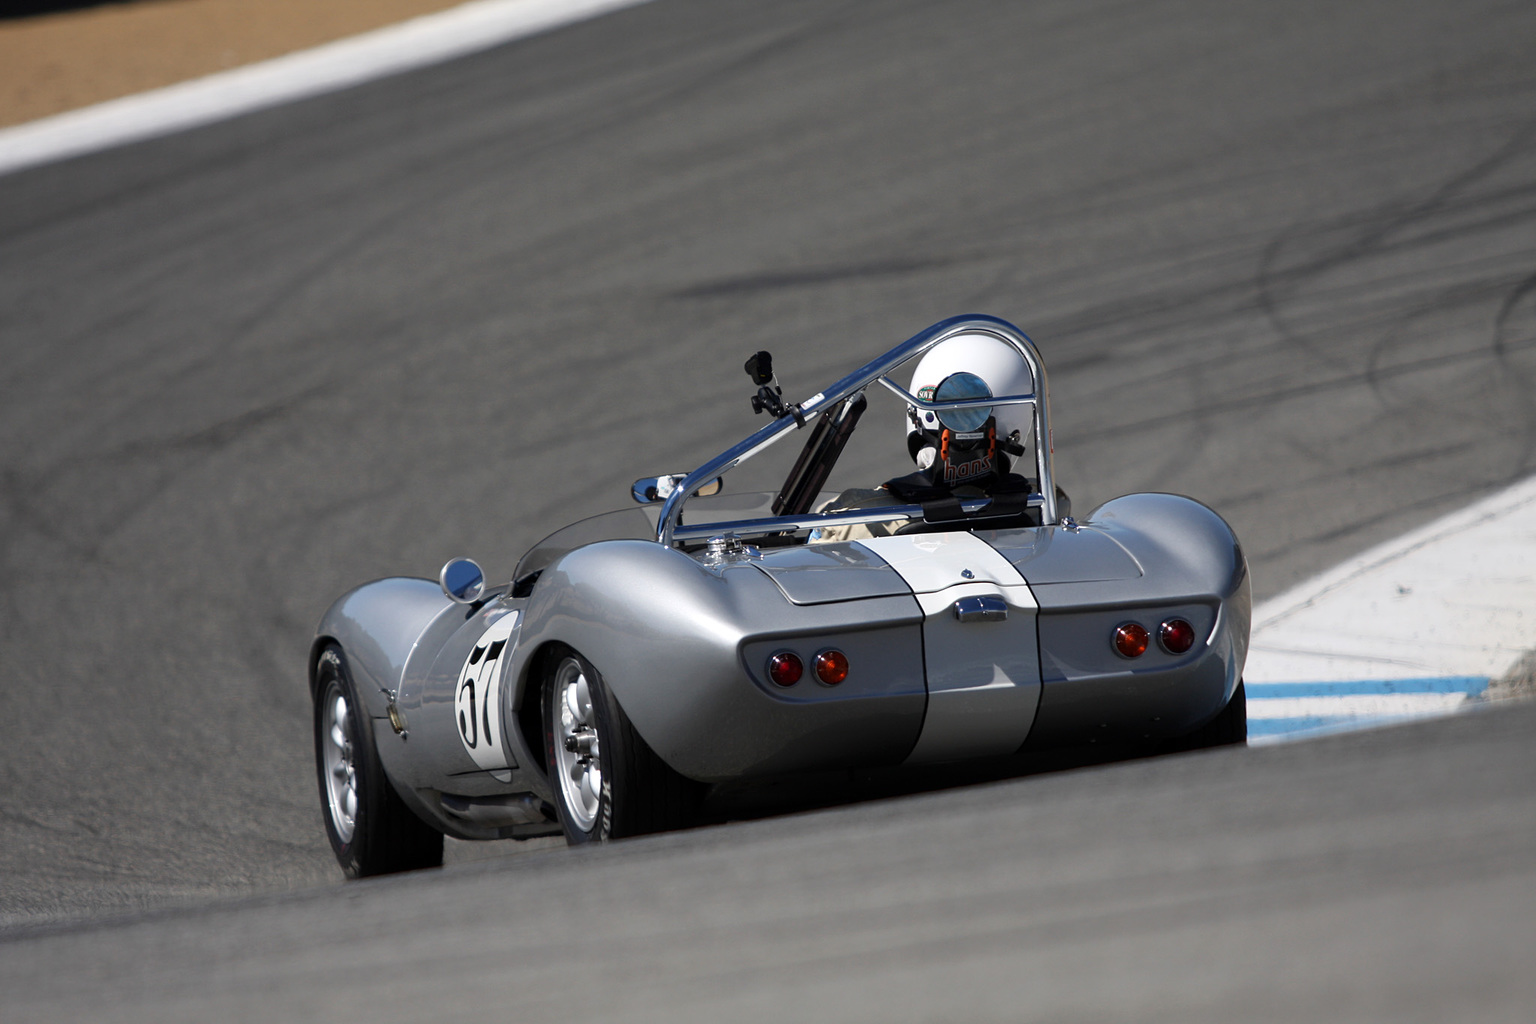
[656,314,1056,547]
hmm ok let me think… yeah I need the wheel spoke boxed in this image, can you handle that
[581,766,601,807]
[319,678,358,844]
[553,657,604,834]
[566,675,590,727]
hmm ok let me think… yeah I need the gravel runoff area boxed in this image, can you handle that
[0,0,469,128]
[1491,650,1536,701]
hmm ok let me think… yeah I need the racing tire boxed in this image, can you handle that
[1165,679,1247,752]
[543,648,702,845]
[314,644,443,878]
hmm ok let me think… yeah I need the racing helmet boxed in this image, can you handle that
[904,333,1036,473]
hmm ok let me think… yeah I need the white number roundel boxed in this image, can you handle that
[454,612,519,770]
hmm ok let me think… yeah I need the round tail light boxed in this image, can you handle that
[1159,618,1196,654]
[814,650,849,685]
[1113,622,1149,659]
[767,652,803,687]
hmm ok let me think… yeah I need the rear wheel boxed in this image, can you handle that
[1166,679,1247,751]
[314,644,443,877]
[543,648,700,844]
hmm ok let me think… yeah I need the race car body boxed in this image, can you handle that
[310,314,1250,876]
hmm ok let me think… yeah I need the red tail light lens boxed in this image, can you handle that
[1113,622,1149,658]
[767,652,803,687]
[814,650,849,685]
[1159,618,1196,654]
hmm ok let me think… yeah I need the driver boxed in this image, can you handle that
[811,333,1043,543]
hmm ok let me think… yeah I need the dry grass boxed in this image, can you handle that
[0,0,470,128]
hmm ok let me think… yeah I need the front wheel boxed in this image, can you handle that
[314,644,443,877]
[543,649,701,844]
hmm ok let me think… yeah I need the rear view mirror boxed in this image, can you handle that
[439,558,485,604]
[632,475,724,504]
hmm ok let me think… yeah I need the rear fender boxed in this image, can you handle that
[1024,493,1251,743]
[510,540,926,781]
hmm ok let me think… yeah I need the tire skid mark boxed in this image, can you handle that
[1254,116,1536,408]
[1068,336,1536,444]
[1259,116,1536,307]
[0,382,330,572]
[1491,271,1536,469]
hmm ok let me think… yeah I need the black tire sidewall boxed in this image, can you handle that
[1224,678,1248,744]
[312,644,443,877]
[1164,678,1247,752]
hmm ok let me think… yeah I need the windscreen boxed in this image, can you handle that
[512,491,786,582]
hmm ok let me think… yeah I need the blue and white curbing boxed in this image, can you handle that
[1243,473,1536,742]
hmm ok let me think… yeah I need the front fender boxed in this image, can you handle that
[312,577,452,721]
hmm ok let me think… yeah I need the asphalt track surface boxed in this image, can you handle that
[1,0,1533,1018]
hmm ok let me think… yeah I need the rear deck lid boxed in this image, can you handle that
[978,524,1142,584]
[752,542,911,605]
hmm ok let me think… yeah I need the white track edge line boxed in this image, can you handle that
[0,0,652,178]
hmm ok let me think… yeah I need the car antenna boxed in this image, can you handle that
[745,351,805,426]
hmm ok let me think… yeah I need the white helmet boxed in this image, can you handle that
[904,333,1035,464]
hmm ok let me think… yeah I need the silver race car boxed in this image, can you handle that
[311,314,1250,876]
